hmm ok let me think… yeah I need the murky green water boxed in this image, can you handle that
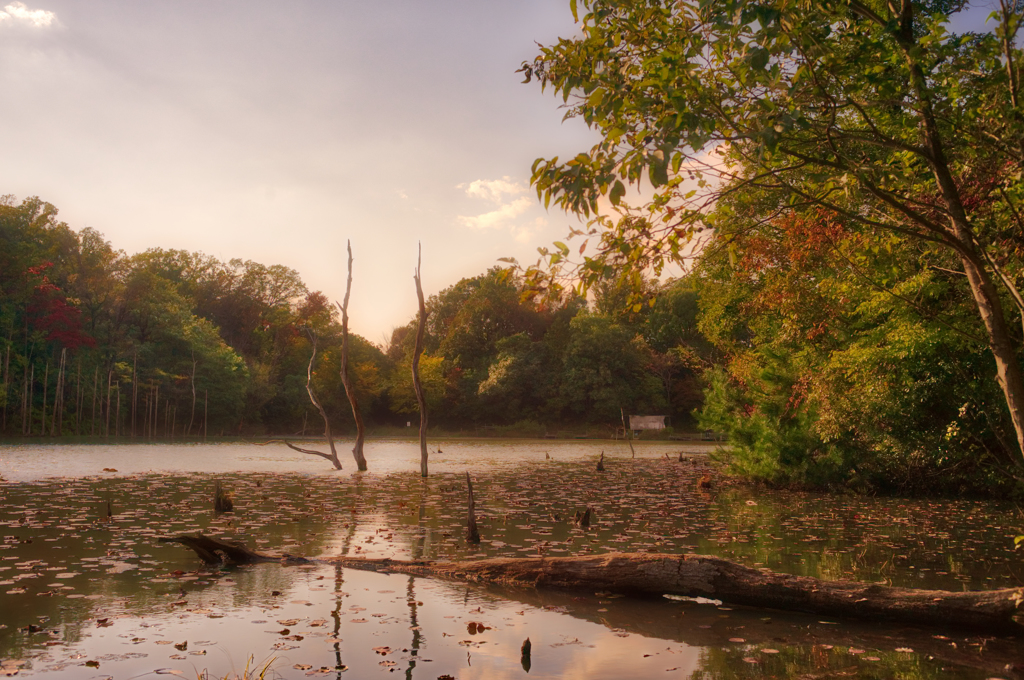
[0,440,1021,679]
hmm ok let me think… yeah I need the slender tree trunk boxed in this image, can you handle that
[115,384,122,438]
[51,349,65,437]
[91,366,98,436]
[620,408,636,458]
[188,353,196,437]
[154,383,159,438]
[41,360,48,437]
[204,389,208,441]
[75,360,82,436]
[338,240,368,471]
[286,330,343,469]
[131,352,137,438]
[412,243,429,478]
[104,370,112,438]
[24,363,33,436]
[1,335,10,433]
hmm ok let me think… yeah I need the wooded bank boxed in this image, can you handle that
[161,535,1024,631]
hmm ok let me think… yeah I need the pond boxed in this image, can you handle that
[0,439,1022,679]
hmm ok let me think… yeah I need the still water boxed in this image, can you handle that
[0,439,1021,679]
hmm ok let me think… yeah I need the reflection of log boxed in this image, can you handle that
[480,579,1024,676]
[161,537,1024,631]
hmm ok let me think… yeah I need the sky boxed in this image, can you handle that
[0,0,597,344]
[0,1,1000,344]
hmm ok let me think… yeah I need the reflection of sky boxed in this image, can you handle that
[4,561,705,679]
[1,452,1022,677]
[0,439,710,482]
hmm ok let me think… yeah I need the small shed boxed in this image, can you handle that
[628,415,668,431]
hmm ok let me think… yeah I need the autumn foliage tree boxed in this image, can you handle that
[522,0,1024,469]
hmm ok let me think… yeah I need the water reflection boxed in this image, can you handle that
[0,443,1021,678]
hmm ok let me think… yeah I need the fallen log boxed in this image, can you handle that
[160,534,1024,631]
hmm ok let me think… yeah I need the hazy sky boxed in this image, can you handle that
[0,0,596,343]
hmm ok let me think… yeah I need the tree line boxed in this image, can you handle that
[0,194,708,442]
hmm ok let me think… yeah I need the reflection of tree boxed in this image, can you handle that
[405,482,428,679]
[329,516,358,678]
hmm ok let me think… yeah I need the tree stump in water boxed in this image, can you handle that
[213,480,233,513]
[466,472,480,544]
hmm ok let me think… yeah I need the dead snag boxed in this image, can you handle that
[285,329,342,470]
[161,536,1024,631]
[620,407,635,458]
[337,240,368,472]
[466,472,480,544]
[412,243,429,478]
[596,451,605,471]
[213,480,234,513]
[323,553,1024,632]
[159,534,270,565]
[573,507,592,529]
[521,638,531,672]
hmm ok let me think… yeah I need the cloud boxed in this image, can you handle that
[456,176,535,232]
[457,176,525,204]
[0,2,56,27]
[458,196,531,230]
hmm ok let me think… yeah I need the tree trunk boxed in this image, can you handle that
[105,370,112,438]
[41,361,48,437]
[161,537,1024,631]
[90,366,97,436]
[901,39,1024,467]
[959,250,1024,466]
[188,353,196,437]
[131,352,137,438]
[338,240,368,471]
[412,243,429,478]
[1,337,10,433]
[286,329,342,469]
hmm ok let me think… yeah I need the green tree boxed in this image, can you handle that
[523,0,1024,466]
[559,313,666,423]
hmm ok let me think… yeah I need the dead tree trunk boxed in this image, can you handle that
[337,240,367,471]
[286,329,342,470]
[620,408,635,458]
[160,538,1024,631]
[159,535,266,565]
[412,243,429,478]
